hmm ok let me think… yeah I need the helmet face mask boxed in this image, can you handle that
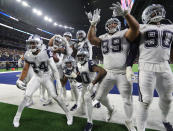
[63,56,76,70]
[26,35,43,53]
[65,62,73,70]
[76,30,86,42]
[53,37,65,49]
[142,4,166,24]
[63,32,72,42]
[105,18,121,34]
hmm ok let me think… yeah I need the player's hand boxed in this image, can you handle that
[86,9,101,26]
[126,66,134,84]
[16,79,26,90]
[65,72,77,78]
[87,83,94,91]
[109,2,130,17]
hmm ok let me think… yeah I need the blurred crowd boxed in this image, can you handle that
[0,47,24,69]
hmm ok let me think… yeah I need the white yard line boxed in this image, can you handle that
[0,84,172,131]
[0,71,21,74]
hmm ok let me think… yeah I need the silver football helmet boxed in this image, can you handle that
[63,32,72,39]
[105,18,121,34]
[63,56,76,70]
[26,34,43,53]
[76,30,86,42]
[53,35,66,50]
[76,49,89,65]
[142,4,166,24]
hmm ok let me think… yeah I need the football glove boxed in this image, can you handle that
[109,2,130,17]
[126,66,134,84]
[86,8,101,26]
[65,71,77,78]
[16,79,26,90]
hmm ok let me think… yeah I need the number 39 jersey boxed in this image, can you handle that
[77,60,96,86]
[24,48,52,76]
[99,29,129,71]
[139,24,173,63]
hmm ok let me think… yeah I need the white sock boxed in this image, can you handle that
[136,102,149,131]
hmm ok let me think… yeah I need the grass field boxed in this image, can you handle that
[0,102,157,131]
[0,68,22,72]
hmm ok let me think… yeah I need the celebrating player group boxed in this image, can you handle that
[13,2,173,131]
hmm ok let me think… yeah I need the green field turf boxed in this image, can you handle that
[0,68,22,72]
[0,102,157,131]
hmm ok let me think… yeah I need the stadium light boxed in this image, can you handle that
[16,0,21,3]
[44,16,49,21]
[32,8,42,16]
[32,8,37,13]
[64,25,67,29]
[22,1,30,7]
[58,24,62,27]
[48,18,52,23]
[54,22,57,26]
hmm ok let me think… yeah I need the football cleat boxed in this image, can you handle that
[84,122,93,131]
[125,120,136,131]
[13,115,20,128]
[66,113,73,126]
[42,100,53,106]
[163,122,173,131]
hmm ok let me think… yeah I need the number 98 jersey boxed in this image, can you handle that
[24,48,52,76]
[99,29,129,71]
[139,24,173,63]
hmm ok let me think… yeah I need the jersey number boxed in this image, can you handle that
[102,37,122,54]
[144,30,173,48]
[30,62,48,73]
[81,72,90,84]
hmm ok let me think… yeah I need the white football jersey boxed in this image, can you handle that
[139,24,173,63]
[99,29,129,72]
[77,60,96,86]
[74,38,93,60]
[24,47,52,76]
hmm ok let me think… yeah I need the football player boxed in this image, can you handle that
[13,35,73,127]
[87,3,139,131]
[48,35,72,106]
[129,4,173,131]
[76,49,107,131]
[63,32,74,48]
[62,56,83,111]
[17,48,50,106]
[63,32,78,101]
[73,30,93,60]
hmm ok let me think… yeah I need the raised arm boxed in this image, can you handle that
[88,25,101,46]
[110,2,139,42]
[87,9,102,46]
[124,14,140,42]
